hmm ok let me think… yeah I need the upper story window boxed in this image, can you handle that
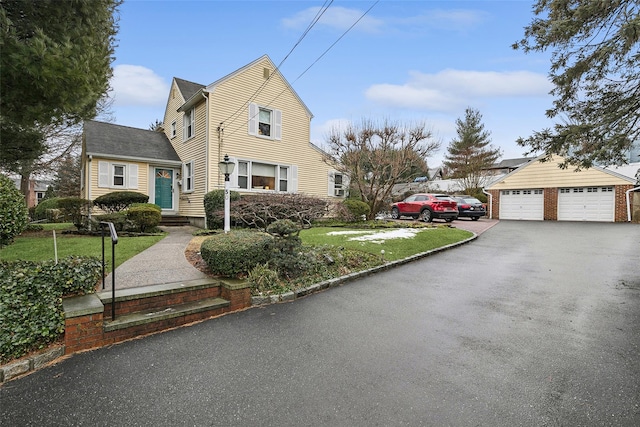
[259,108,271,136]
[183,108,195,141]
[171,121,177,138]
[248,103,281,140]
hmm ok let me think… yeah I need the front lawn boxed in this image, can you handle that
[300,226,472,261]
[0,225,165,271]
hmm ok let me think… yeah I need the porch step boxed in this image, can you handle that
[103,297,229,332]
[160,215,190,226]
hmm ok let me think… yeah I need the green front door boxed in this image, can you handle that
[154,168,173,209]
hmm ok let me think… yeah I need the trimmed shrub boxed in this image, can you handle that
[0,257,102,363]
[127,206,161,232]
[0,174,29,247]
[203,189,241,229]
[200,230,274,277]
[58,197,90,228]
[93,191,149,213]
[33,197,62,221]
[130,202,162,212]
[336,199,371,222]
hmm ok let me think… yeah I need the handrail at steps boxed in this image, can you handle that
[100,222,118,320]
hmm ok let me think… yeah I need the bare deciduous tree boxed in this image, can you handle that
[324,119,440,219]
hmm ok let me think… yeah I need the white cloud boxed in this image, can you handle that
[282,6,384,33]
[397,9,489,32]
[365,69,553,112]
[109,65,169,107]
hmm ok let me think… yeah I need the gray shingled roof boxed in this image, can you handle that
[174,77,205,102]
[84,120,181,163]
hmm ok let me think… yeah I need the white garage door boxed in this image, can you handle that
[499,189,544,220]
[558,187,615,222]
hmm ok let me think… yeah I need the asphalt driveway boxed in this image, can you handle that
[1,221,639,426]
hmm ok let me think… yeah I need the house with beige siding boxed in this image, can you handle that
[82,55,344,227]
[484,155,638,222]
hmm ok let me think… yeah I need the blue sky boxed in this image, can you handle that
[108,0,555,166]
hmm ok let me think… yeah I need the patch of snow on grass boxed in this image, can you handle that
[328,228,433,244]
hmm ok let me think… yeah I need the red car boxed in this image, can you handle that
[391,193,458,222]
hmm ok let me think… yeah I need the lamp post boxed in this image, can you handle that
[218,154,235,233]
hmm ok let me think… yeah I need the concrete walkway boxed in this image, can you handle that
[102,226,209,290]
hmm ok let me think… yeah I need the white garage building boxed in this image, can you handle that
[485,155,638,222]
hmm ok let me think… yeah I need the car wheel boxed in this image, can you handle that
[471,216,479,221]
[391,207,400,220]
[420,209,432,222]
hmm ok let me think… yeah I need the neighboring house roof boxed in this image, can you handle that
[605,162,640,181]
[84,120,181,164]
[487,157,534,170]
[428,167,443,180]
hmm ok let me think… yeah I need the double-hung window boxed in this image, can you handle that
[183,108,195,141]
[183,161,194,192]
[171,121,177,138]
[248,103,282,140]
[113,165,125,187]
[98,161,138,189]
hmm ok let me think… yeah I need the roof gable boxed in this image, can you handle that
[486,155,635,189]
[206,55,313,119]
[83,120,181,163]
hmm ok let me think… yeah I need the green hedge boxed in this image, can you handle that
[93,191,149,213]
[203,189,241,229]
[33,197,62,221]
[200,230,273,277]
[0,257,102,363]
[0,174,28,247]
[127,206,161,232]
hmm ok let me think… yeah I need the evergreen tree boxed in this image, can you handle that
[0,0,121,194]
[513,0,639,168]
[443,108,501,192]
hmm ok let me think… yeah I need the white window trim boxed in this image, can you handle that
[230,158,296,193]
[328,170,348,197]
[248,103,282,140]
[171,121,177,138]
[183,108,195,141]
[182,160,195,193]
[98,161,138,189]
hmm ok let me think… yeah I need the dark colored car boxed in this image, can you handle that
[451,195,486,220]
[391,193,458,222]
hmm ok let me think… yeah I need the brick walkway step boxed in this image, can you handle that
[103,297,229,332]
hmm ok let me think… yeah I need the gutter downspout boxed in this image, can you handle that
[626,185,640,222]
[202,90,210,229]
[482,188,492,219]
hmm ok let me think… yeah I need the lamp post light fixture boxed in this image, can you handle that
[218,154,235,233]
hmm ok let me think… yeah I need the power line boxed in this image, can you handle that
[220,0,334,130]
[224,0,380,140]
